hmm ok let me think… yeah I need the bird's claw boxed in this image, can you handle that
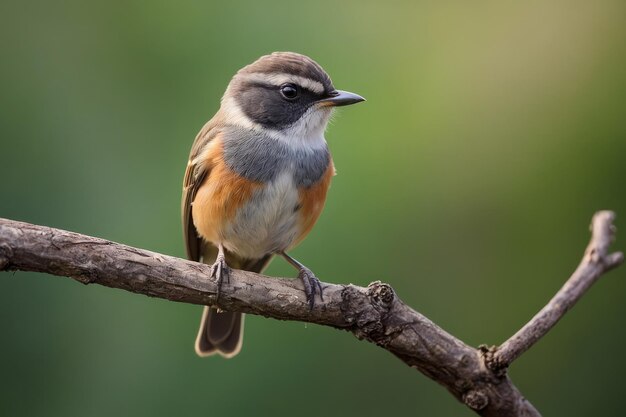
[210,255,230,299]
[298,267,324,310]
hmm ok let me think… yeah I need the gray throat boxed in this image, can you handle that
[222,126,330,188]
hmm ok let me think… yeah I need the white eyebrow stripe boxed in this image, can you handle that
[240,72,325,94]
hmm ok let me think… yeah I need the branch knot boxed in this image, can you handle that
[462,389,489,410]
[479,344,507,377]
[367,281,395,308]
[340,283,395,343]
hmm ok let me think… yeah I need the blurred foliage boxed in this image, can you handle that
[1,0,626,415]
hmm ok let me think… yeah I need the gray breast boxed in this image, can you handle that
[222,127,330,188]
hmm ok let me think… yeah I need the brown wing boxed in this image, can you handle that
[182,115,222,262]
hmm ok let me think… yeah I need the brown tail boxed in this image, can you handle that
[194,254,272,358]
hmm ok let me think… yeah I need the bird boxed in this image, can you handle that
[182,51,364,358]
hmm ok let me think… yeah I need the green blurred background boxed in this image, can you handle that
[1,0,625,415]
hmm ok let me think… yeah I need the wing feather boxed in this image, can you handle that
[182,116,222,262]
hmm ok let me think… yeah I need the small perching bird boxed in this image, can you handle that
[182,52,364,358]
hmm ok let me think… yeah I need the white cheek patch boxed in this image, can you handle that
[238,72,325,94]
[220,94,261,133]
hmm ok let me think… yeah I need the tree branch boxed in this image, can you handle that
[0,212,622,417]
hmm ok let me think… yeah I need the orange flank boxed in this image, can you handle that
[295,160,335,246]
[192,140,261,243]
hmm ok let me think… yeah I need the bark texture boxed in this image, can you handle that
[0,211,622,416]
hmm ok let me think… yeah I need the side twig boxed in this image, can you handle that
[487,211,624,372]
[0,212,622,417]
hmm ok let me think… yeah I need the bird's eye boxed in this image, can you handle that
[280,84,299,100]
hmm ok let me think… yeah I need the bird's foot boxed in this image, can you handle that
[210,254,230,299]
[298,266,324,310]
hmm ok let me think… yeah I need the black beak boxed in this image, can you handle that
[317,90,365,107]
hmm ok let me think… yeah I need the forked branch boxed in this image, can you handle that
[0,211,622,417]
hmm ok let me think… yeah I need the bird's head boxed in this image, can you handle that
[220,52,364,148]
